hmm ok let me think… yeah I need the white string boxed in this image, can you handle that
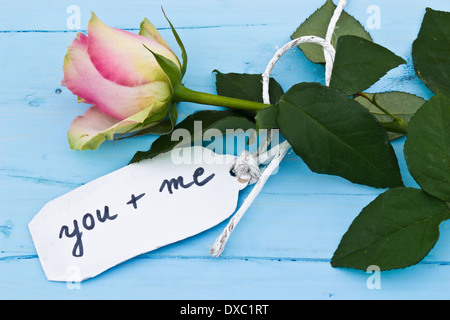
[326,0,348,44]
[230,150,261,184]
[210,0,347,257]
[262,36,336,101]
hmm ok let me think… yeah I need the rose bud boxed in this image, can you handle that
[62,13,182,150]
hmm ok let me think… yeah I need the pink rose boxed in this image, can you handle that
[62,13,181,150]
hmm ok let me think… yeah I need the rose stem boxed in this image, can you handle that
[173,84,269,112]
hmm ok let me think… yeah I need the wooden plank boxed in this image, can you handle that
[0,26,430,182]
[2,0,450,34]
[1,257,450,299]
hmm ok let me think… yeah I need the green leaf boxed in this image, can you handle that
[332,187,450,271]
[276,82,403,188]
[213,70,284,105]
[255,105,279,130]
[291,0,372,64]
[330,36,406,95]
[162,8,188,77]
[404,94,450,202]
[129,110,255,163]
[213,71,284,131]
[144,45,182,90]
[412,8,450,97]
[354,91,425,140]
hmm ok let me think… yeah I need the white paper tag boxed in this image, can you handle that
[29,147,246,282]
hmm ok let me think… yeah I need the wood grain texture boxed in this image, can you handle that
[1,0,450,299]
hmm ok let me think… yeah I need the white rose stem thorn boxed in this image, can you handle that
[209,0,347,257]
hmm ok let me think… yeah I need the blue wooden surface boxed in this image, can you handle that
[2,0,450,300]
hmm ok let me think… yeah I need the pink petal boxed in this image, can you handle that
[63,33,172,120]
[86,12,180,87]
[77,32,88,46]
